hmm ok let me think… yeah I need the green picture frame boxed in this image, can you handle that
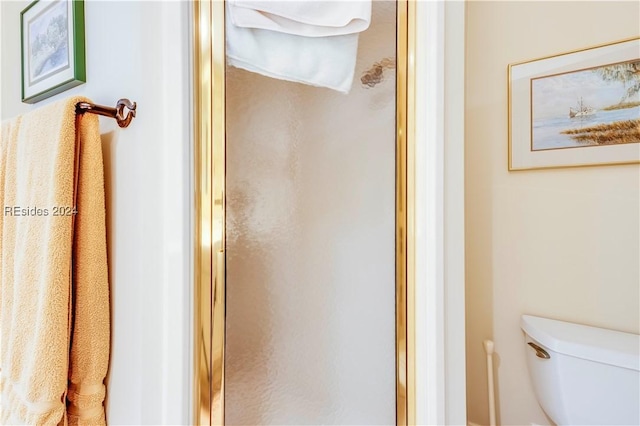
[21,0,86,104]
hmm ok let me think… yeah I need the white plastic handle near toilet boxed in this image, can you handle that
[483,340,496,426]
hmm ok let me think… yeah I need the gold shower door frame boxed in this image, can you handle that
[193,1,416,424]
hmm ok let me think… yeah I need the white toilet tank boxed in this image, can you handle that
[521,315,640,426]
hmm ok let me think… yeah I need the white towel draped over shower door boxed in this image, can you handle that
[226,0,372,93]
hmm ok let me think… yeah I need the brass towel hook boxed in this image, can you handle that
[114,99,137,128]
[76,98,137,128]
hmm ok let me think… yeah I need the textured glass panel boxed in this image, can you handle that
[225,2,397,424]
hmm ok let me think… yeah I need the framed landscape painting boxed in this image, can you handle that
[509,38,640,170]
[21,0,85,104]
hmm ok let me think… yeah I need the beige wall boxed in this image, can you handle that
[465,2,640,425]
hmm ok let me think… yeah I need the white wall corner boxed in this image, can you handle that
[415,0,467,425]
[444,0,467,425]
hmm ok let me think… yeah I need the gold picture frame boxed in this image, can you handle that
[508,37,640,171]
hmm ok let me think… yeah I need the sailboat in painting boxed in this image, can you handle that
[569,97,596,118]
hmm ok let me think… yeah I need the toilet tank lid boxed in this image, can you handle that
[521,315,639,372]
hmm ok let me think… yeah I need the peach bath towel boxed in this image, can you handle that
[0,97,110,425]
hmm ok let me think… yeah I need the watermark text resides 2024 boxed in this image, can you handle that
[3,206,77,217]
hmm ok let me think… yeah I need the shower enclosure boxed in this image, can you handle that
[194,1,416,424]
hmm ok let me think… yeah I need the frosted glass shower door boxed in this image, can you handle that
[225,2,398,424]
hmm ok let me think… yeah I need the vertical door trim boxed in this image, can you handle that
[210,1,227,423]
[396,0,416,424]
[414,2,467,425]
[193,0,226,424]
